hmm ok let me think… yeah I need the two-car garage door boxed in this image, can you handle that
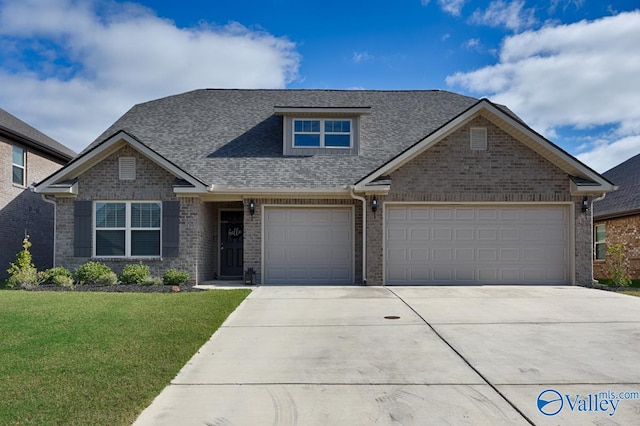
[385,205,569,285]
[264,207,353,284]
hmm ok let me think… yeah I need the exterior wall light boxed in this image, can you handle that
[249,199,255,217]
[371,196,378,215]
[582,196,589,213]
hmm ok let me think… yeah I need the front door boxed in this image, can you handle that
[220,211,244,277]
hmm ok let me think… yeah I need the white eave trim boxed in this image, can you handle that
[355,99,615,193]
[35,131,208,195]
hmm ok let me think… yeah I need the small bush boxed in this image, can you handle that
[40,266,73,285]
[75,262,114,286]
[95,272,118,286]
[163,269,190,285]
[52,275,74,288]
[139,276,163,286]
[6,236,38,289]
[608,244,632,287]
[119,263,151,284]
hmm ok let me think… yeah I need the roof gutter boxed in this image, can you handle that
[349,186,367,285]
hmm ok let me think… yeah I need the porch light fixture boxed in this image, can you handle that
[249,199,255,217]
[582,196,589,213]
[371,196,378,215]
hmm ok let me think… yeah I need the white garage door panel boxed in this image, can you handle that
[264,208,353,284]
[386,205,569,285]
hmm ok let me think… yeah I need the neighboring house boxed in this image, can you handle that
[593,152,640,280]
[1,108,75,278]
[35,89,614,286]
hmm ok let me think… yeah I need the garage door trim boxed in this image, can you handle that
[262,205,356,285]
[383,201,575,285]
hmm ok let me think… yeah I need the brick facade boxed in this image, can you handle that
[593,214,640,280]
[0,138,66,277]
[49,116,596,287]
[365,117,591,286]
[54,146,201,282]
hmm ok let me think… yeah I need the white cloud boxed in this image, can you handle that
[577,135,640,173]
[352,51,373,63]
[438,0,466,16]
[0,0,300,152]
[464,38,481,50]
[470,0,538,32]
[422,0,466,16]
[446,11,640,172]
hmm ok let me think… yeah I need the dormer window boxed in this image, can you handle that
[293,119,352,148]
[274,106,371,157]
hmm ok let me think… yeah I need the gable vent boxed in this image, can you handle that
[470,127,487,151]
[119,157,136,180]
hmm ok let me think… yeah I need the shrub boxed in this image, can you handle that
[6,236,38,289]
[52,275,75,288]
[40,266,73,285]
[163,269,190,285]
[95,272,118,286]
[139,276,163,286]
[75,262,114,286]
[119,263,151,284]
[608,244,632,287]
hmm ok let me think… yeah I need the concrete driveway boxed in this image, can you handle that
[134,286,640,425]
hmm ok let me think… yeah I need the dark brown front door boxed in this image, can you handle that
[220,211,243,277]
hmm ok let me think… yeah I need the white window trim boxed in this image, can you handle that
[292,118,353,149]
[93,201,162,258]
[594,224,606,260]
[12,145,26,186]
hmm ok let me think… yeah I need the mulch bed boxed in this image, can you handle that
[16,284,204,293]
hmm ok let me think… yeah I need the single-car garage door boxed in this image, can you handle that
[264,207,353,284]
[385,205,569,285]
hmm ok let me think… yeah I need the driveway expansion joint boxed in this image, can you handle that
[386,287,536,426]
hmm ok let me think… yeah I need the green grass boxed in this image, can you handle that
[0,290,250,425]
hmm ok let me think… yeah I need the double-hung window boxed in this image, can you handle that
[594,224,606,260]
[12,146,25,186]
[95,201,161,257]
[293,119,352,148]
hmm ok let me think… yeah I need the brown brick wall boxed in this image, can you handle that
[593,214,640,280]
[365,117,590,286]
[54,146,201,282]
[0,138,66,277]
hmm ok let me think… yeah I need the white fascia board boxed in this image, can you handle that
[35,131,208,194]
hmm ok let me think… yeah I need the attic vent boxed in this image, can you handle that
[119,157,136,180]
[470,127,487,151]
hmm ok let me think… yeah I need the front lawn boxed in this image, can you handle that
[0,290,250,425]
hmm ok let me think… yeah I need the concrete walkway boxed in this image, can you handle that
[134,286,640,425]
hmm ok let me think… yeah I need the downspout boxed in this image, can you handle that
[349,187,367,285]
[40,194,57,268]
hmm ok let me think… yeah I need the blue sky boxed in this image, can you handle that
[1,0,639,172]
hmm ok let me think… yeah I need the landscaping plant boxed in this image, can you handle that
[74,261,116,285]
[119,263,151,284]
[6,236,38,289]
[607,243,632,286]
[163,268,190,285]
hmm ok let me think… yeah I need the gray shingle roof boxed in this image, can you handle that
[87,89,479,189]
[0,108,76,161]
[593,152,640,219]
